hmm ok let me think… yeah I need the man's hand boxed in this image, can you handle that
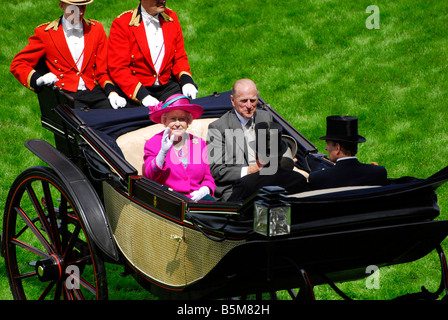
[142,94,160,107]
[108,92,127,109]
[36,72,58,86]
[182,83,198,99]
[247,163,261,175]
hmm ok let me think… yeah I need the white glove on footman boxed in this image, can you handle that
[182,83,198,99]
[156,127,174,168]
[142,94,160,107]
[108,92,127,109]
[190,186,210,202]
[36,72,58,86]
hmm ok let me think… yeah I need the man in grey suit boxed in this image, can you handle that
[207,79,273,201]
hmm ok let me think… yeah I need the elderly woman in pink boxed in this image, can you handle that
[143,94,215,201]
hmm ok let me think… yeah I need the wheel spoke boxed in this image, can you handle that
[14,207,54,254]
[71,288,86,300]
[68,269,97,296]
[41,181,62,252]
[63,221,81,259]
[10,238,49,258]
[55,280,64,300]
[38,281,56,300]
[14,271,37,280]
[25,184,57,249]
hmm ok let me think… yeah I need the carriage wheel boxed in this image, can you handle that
[3,166,107,300]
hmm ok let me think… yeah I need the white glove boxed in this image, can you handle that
[36,72,58,86]
[182,83,198,99]
[108,92,127,109]
[142,94,160,107]
[190,186,210,202]
[155,127,174,167]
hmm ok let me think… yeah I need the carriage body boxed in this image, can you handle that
[3,86,448,300]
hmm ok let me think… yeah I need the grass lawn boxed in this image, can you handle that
[1,0,448,300]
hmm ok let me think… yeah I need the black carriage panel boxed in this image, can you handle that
[38,85,75,134]
[182,219,448,299]
[284,174,448,236]
[130,176,187,221]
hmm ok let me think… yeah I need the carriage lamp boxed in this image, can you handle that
[253,186,291,237]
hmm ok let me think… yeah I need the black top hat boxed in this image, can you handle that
[319,115,366,143]
[253,122,291,165]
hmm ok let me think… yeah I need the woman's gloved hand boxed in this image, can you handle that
[190,186,210,202]
[156,127,174,167]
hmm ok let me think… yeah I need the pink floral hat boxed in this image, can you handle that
[148,94,203,124]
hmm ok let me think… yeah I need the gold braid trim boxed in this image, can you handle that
[44,18,61,31]
[129,7,141,27]
[132,83,143,102]
[27,70,36,92]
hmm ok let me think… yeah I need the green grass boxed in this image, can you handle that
[1,0,448,300]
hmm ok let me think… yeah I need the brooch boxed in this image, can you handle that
[192,138,198,144]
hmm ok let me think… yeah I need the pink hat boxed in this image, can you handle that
[148,94,203,124]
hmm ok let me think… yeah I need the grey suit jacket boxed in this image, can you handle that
[207,108,273,201]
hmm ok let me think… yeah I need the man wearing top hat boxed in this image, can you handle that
[228,122,309,202]
[107,0,198,108]
[308,115,388,190]
[10,0,127,109]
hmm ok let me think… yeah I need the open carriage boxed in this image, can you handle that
[2,86,448,300]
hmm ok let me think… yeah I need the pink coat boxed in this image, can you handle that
[143,131,215,198]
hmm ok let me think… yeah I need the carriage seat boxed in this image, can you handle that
[116,118,219,175]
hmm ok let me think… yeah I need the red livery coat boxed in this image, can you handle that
[10,17,114,93]
[108,6,192,101]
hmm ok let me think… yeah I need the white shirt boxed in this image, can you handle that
[141,7,165,85]
[62,16,86,91]
[336,156,357,162]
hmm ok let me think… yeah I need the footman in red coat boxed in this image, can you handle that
[10,0,127,109]
[108,0,198,108]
